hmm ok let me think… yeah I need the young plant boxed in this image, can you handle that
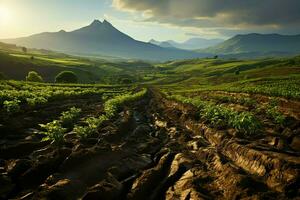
[74,115,107,138]
[266,106,285,125]
[3,99,21,114]
[60,107,82,128]
[39,120,66,146]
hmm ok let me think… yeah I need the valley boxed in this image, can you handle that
[0,81,299,199]
[1,1,300,199]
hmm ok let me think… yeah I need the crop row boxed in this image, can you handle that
[166,94,262,136]
[39,88,148,145]
[0,81,131,114]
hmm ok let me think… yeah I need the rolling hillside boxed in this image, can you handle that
[202,33,300,55]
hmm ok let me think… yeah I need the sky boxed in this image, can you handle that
[0,0,299,42]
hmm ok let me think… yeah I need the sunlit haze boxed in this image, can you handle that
[1,0,299,42]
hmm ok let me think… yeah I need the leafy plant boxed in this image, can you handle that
[168,94,261,136]
[39,120,66,146]
[229,112,261,135]
[74,89,147,138]
[266,106,285,125]
[74,115,107,138]
[3,99,21,114]
[60,107,82,128]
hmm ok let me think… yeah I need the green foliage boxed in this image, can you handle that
[39,120,66,146]
[104,88,147,118]
[55,71,78,83]
[39,106,82,145]
[26,97,48,107]
[60,107,82,128]
[74,88,147,138]
[168,94,261,136]
[229,112,261,135]
[3,99,21,114]
[26,71,43,82]
[74,115,108,138]
[0,80,108,110]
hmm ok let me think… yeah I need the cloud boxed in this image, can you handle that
[113,0,300,36]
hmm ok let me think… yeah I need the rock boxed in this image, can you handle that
[290,136,300,151]
[82,173,123,200]
[0,174,15,198]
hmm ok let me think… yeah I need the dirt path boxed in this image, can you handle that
[0,89,299,199]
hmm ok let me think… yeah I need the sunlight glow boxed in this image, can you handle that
[0,5,12,24]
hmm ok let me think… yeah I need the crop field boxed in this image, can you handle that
[0,55,300,200]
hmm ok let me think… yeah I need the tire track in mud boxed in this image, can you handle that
[1,89,299,199]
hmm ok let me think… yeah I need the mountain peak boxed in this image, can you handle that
[90,19,102,26]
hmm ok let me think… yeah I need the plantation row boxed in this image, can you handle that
[39,88,148,145]
[165,76,300,100]
[222,78,300,99]
[0,81,131,114]
[165,93,286,136]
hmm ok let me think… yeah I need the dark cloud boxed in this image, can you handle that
[113,0,300,35]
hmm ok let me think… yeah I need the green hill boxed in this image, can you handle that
[200,33,300,56]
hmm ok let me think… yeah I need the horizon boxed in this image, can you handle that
[2,19,300,44]
[1,0,300,43]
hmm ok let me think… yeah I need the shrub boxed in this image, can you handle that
[3,99,21,114]
[26,71,43,82]
[55,71,78,83]
[60,107,82,128]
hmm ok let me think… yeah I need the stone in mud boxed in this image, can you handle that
[82,173,123,200]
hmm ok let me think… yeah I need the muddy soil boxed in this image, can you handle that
[0,89,299,200]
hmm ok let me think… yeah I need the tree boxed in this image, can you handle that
[22,47,27,54]
[214,55,218,59]
[26,71,43,82]
[235,69,240,75]
[55,71,78,83]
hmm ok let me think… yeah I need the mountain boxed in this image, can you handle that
[202,33,300,55]
[149,39,174,49]
[150,38,224,50]
[1,20,208,61]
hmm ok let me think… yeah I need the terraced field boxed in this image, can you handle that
[0,80,299,199]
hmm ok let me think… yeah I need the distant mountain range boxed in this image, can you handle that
[149,38,224,50]
[201,33,300,56]
[1,20,208,61]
